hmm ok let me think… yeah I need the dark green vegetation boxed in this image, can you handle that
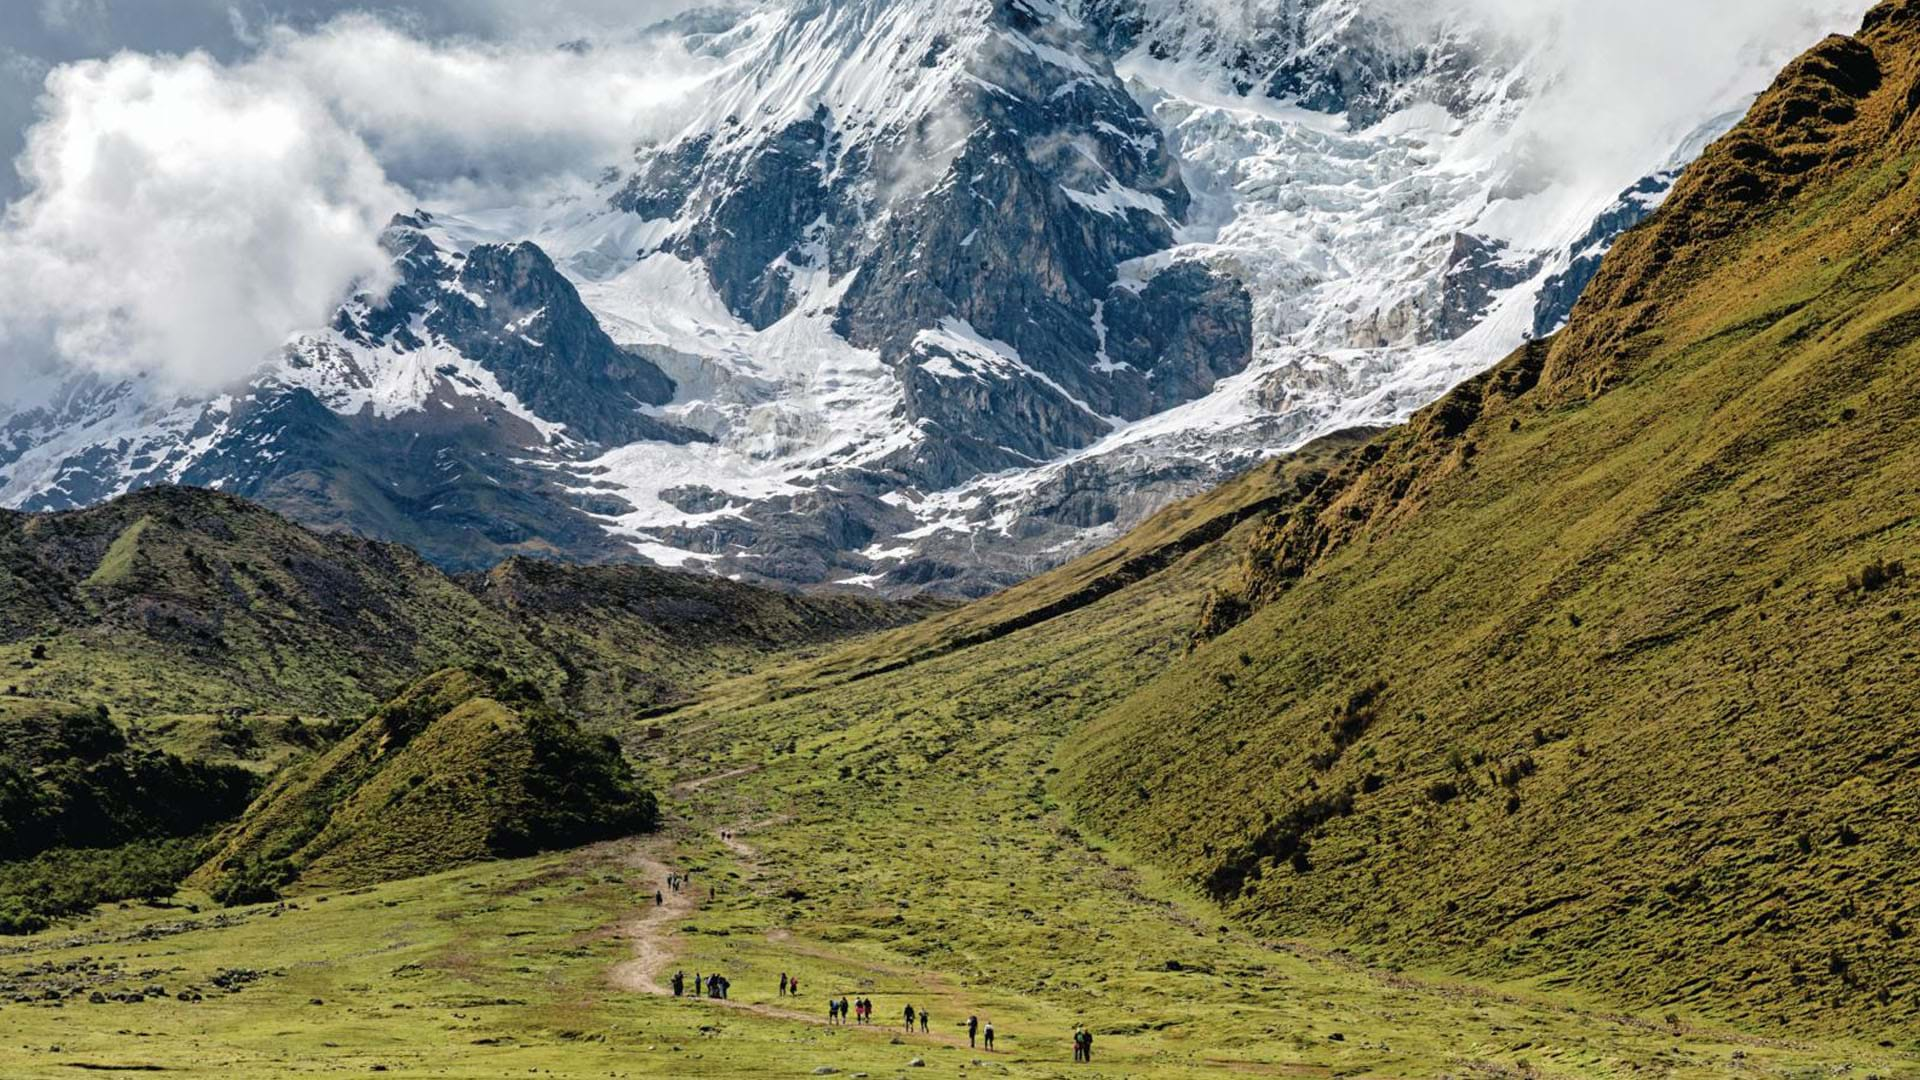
[0,838,203,933]
[0,697,255,929]
[194,668,656,902]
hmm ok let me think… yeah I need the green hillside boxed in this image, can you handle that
[1064,9,1920,1036]
[194,668,656,900]
[0,487,553,718]
[0,696,256,862]
[470,555,950,718]
[0,486,932,721]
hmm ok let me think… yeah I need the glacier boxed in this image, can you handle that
[0,0,1856,593]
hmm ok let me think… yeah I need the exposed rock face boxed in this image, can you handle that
[1433,234,1544,342]
[335,215,691,447]
[1530,173,1680,338]
[1102,262,1256,412]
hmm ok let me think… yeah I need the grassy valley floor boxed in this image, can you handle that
[0,533,1907,1078]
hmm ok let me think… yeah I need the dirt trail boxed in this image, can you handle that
[671,764,762,794]
[607,830,978,1050]
[607,845,698,995]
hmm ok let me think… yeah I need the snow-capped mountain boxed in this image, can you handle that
[0,0,1760,593]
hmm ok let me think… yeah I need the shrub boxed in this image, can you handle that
[1427,780,1460,804]
[0,900,49,935]
[208,857,296,907]
[0,837,205,932]
[1845,558,1907,594]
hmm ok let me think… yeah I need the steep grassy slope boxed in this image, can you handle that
[0,486,932,721]
[195,669,655,898]
[1066,4,1920,1037]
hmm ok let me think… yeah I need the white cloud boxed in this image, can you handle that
[0,12,715,397]
[256,15,711,197]
[0,50,403,395]
[1396,0,1871,194]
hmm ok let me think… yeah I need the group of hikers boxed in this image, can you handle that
[669,970,729,1000]
[821,994,886,1025]
[674,963,1109,1060]
[776,974,1017,1051]
[653,875,1095,1062]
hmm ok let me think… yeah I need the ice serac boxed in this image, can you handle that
[0,0,1813,593]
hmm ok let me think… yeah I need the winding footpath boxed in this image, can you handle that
[605,829,977,1050]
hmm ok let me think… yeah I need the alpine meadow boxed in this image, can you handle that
[0,0,1917,1077]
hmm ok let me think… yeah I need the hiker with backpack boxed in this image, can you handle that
[919,1006,929,1033]
[904,1003,916,1032]
[967,1015,979,1047]
[983,1019,995,1051]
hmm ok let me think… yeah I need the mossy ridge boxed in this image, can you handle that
[0,485,933,724]
[192,668,657,901]
[1063,2,1920,1037]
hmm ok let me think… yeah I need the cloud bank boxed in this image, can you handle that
[0,11,713,397]
[1423,0,1871,193]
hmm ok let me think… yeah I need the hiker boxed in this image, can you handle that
[968,1015,978,1048]
[1072,1026,1084,1063]
[655,889,664,906]
[672,971,684,998]
[780,972,789,996]
[694,972,704,997]
[791,976,800,997]
[904,1003,916,1032]
[827,998,838,1024]
[919,1007,929,1034]
[1082,1027,1093,1063]
[983,1019,995,1051]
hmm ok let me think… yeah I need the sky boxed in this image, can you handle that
[0,1,710,201]
[0,0,1879,399]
